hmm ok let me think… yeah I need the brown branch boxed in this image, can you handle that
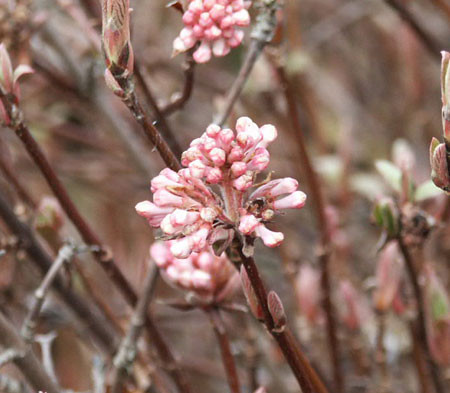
[134,63,184,158]
[206,308,241,393]
[0,311,60,393]
[383,0,441,60]
[0,191,118,353]
[235,238,328,393]
[161,51,196,116]
[0,95,190,393]
[397,236,444,393]
[118,80,182,171]
[110,264,159,393]
[268,52,344,392]
[21,243,79,343]
[216,0,278,126]
[0,140,36,208]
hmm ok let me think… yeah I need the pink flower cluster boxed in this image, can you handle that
[173,0,251,63]
[151,241,238,300]
[136,117,307,259]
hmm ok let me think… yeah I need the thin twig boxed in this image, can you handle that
[114,76,182,171]
[268,51,344,392]
[206,308,241,393]
[383,0,441,60]
[34,332,58,383]
[21,243,85,343]
[110,264,159,393]
[161,51,196,116]
[215,0,278,126]
[234,238,328,393]
[0,311,60,393]
[0,140,36,208]
[0,192,119,353]
[0,95,190,393]
[0,349,25,368]
[397,235,444,393]
[134,63,184,158]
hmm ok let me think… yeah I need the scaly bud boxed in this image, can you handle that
[429,138,450,192]
[267,290,286,332]
[101,0,134,76]
[0,44,13,94]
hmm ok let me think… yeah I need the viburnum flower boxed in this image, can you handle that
[136,116,307,258]
[173,0,251,63]
[150,241,239,302]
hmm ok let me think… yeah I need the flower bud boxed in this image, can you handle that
[101,0,134,76]
[267,290,287,332]
[429,137,450,192]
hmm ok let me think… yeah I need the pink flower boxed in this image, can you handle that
[173,0,251,63]
[136,117,307,256]
[150,241,239,301]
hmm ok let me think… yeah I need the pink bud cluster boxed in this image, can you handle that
[173,0,251,63]
[136,117,307,258]
[150,241,238,300]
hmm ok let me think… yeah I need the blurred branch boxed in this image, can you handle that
[0,192,118,352]
[34,332,58,384]
[0,140,36,208]
[0,311,60,393]
[161,51,196,116]
[267,51,344,393]
[430,0,450,22]
[20,243,92,343]
[134,63,184,158]
[0,93,190,393]
[0,374,25,393]
[216,0,278,126]
[383,0,441,60]
[397,235,444,393]
[110,264,159,393]
[206,308,241,393]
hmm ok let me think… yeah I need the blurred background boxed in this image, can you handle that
[0,0,449,392]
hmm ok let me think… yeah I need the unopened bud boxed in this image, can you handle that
[101,0,134,76]
[267,290,286,332]
[240,265,263,320]
[429,138,450,192]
